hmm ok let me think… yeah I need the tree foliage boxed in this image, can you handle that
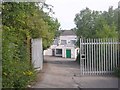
[2,2,60,88]
[2,2,60,49]
[74,6,120,77]
[74,7,119,39]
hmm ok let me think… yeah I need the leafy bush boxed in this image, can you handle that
[2,26,36,88]
[2,59,36,88]
[2,2,59,88]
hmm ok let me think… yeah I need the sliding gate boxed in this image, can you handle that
[80,38,120,75]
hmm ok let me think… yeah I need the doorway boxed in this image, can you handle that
[66,49,71,58]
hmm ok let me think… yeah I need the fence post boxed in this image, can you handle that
[31,38,43,71]
[80,38,82,75]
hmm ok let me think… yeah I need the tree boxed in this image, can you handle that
[74,7,118,39]
[2,2,60,49]
[96,20,118,38]
[74,8,101,38]
[2,2,60,87]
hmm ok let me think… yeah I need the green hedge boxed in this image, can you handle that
[2,2,60,88]
[2,59,36,88]
[2,25,36,88]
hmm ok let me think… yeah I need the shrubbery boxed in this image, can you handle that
[2,2,59,88]
[2,26,36,88]
[2,59,36,87]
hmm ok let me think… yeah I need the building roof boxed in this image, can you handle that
[59,30,76,36]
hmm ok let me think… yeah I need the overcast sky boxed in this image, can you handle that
[46,0,119,30]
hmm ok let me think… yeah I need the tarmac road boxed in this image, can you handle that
[32,56,119,88]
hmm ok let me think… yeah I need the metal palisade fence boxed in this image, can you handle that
[80,38,120,75]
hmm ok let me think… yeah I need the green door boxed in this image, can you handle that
[66,49,71,58]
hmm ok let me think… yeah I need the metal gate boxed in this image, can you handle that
[80,38,120,75]
[31,38,43,70]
